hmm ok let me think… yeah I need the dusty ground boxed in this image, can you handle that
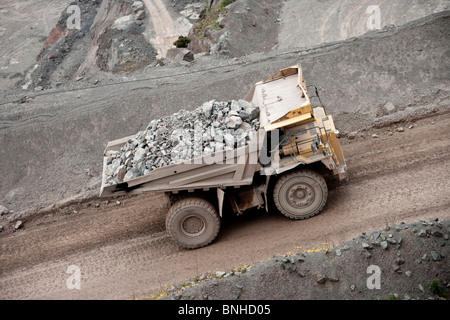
[276,0,449,51]
[0,1,449,301]
[0,112,449,299]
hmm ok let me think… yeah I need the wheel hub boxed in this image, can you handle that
[287,184,314,207]
[181,215,205,236]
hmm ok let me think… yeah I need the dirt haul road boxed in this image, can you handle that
[0,112,449,300]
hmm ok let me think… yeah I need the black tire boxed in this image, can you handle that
[273,169,328,220]
[166,197,220,249]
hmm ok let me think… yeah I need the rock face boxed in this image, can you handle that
[104,100,260,185]
[187,0,282,57]
[26,0,158,90]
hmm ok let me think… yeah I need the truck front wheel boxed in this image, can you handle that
[273,169,328,220]
[166,197,220,249]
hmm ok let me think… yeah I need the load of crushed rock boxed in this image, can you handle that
[104,99,260,186]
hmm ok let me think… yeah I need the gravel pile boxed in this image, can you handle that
[104,99,260,185]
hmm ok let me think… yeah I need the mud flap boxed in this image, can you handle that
[217,188,225,217]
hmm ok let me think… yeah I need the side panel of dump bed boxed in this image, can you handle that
[99,132,262,198]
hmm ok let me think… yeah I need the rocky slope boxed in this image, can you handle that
[9,0,205,91]
[188,0,282,56]
[22,0,157,90]
[161,219,449,300]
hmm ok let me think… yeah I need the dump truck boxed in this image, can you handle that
[100,64,347,249]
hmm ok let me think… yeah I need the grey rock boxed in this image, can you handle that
[0,225,3,232]
[13,220,23,230]
[387,238,397,244]
[224,133,235,148]
[215,271,226,278]
[431,251,441,261]
[132,1,144,12]
[112,15,135,31]
[348,132,357,140]
[335,249,342,256]
[230,100,242,112]
[418,229,427,237]
[133,147,147,162]
[381,102,397,115]
[202,100,214,117]
[166,48,194,62]
[135,10,145,20]
[380,241,388,250]
[0,205,9,216]
[317,275,327,284]
[114,165,127,182]
[225,115,243,129]
[239,110,250,120]
[245,105,260,121]
[397,127,405,132]
[422,254,430,262]
[405,271,412,278]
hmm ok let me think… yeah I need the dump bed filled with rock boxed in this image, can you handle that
[103,99,261,187]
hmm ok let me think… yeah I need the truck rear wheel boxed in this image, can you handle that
[166,197,220,249]
[273,169,328,220]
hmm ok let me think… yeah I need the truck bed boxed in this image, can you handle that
[99,132,262,197]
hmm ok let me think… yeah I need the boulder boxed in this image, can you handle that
[0,205,9,216]
[381,102,397,115]
[135,10,145,20]
[131,1,144,12]
[166,48,194,62]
